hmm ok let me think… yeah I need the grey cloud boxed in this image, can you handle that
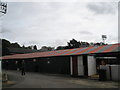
[26,40,40,45]
[79,31,92,35]
[0,28,11,33]
[118,29,120,43]
[87,2,117,15]
[1,2,117,48]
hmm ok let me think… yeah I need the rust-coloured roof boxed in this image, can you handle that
[1,43,120,60]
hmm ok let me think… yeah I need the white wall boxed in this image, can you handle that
[100,65,120,81]
[77,56,84,76]
[111,65,120,81]
[88,56,97,76]
[70,56,84,76]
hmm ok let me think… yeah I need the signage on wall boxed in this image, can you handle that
[96,57,117,59]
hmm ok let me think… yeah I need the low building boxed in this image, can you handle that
[1,43,120,78]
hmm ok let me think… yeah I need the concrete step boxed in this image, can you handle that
[88,74,99,80]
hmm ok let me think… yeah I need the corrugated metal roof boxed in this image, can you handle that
[1,43,120,60]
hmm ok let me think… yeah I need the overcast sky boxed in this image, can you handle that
[0,1,118,49]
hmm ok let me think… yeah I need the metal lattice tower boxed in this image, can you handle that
[102,35,107,44]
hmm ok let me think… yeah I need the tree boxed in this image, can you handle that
[22,45,25,48]
[66,38,81,49]
[56,46,65,50]
[27,46,32,49]
[11,42,21,48]
[40,46,54,51]
[80,41,90,47]
[2,39,11,47]
[2,39,11,56]
[33,45,37,50]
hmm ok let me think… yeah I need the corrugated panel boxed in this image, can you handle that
[1,43,120,60]
[103,44,118,53]
[88,45,106,54]
[63,48,83,55]
[71,46,94,55]
[53,49,74,56]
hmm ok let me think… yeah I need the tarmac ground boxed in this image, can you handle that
[2,70,119,88]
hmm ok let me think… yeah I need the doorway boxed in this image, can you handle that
[72,56,78,76]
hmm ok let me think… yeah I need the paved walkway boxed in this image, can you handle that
[2,70,119,88]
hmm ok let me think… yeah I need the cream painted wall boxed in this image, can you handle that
[77,56,84,76]
[88,56,97,76]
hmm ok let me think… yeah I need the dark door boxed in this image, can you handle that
[83,55,88,76]
[72,56,78,76]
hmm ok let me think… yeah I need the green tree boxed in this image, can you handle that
[2,39,11,47]
[11,42,21,48]
[2,39,11,56]
[22,45,25,48]
[56,46,65,50]
[33,45,37,50]
[40,46,54,51]
[66,38,81,49]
